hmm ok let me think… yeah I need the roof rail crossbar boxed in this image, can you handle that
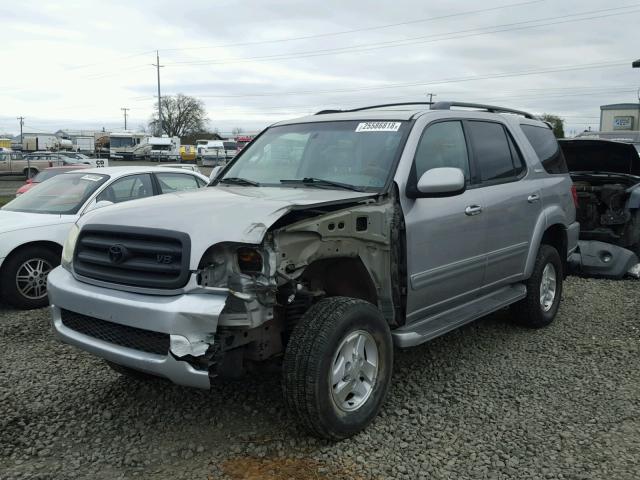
[315,102,433,115]
[431,101,536,119]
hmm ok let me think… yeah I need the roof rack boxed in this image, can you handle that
[431,101,536,119]
[315,102,433,115]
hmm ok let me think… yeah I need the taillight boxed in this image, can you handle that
[570,184,579,208]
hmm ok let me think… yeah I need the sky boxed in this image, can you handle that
[1,0,639,137]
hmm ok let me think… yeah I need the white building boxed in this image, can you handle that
[600,103,640,132]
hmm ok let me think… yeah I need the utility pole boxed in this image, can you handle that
[152,51,164,135]
[17,116,24,143]
[426,92,436,109]
[17,116,30,178]
[120,107,130,130]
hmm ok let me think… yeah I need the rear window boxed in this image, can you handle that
[521,124,568,174]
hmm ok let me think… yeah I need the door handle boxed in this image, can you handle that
[527,193,540,203]
[465,205,483,216]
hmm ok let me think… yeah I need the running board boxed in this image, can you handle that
[392,284,527,348]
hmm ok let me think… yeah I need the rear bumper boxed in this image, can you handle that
[48,266,227,389]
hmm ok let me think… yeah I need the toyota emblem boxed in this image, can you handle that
[108,244,127,264]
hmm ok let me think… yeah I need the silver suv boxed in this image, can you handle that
[48,102,579,439]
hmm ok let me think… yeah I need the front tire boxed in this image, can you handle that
[511,244,563,328]
[0,246,59,309]
[282,297,393,440]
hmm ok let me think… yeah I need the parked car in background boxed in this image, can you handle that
[163,164,202,174]
[0,166,208,309]
[559,138,640,278]
[180,145,197,163]
[16,165,90,196]
[0,151,55,177]
[48,101,578,439]
[25,152,107,169]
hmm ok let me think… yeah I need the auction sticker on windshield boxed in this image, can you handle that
[81,175,103,182]
[355,122,402,132]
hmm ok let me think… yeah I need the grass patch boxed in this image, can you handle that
[0,196,12,207]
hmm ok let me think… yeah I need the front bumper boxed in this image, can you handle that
[48,266,227,389]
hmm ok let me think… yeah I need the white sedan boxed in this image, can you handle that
[0,166,209,309]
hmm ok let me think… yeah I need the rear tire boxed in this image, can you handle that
[23,168,38,179]
[510,244,563,328]
[0,246,59,309]
[282,297,393,440]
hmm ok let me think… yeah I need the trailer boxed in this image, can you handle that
[133,135,180,161]
[22,134,58,152]
[74,136,95,154]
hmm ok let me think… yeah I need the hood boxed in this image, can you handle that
[0,210,69,234]
[78,186,375,268]
[559,139,640,176]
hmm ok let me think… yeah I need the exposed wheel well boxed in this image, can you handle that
[540,224,568,272]
[23,167,39,176]
[301,257,378,306]
[2,241,63,270]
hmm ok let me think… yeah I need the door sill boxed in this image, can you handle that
[392,283,527,348]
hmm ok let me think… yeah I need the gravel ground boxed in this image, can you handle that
[1,276,639,480]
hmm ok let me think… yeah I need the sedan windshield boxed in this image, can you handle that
[3,173,108,214]
[219,120,410,190]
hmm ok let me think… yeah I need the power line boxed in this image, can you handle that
[160,60,630,98]
[164,5,640,67]
[159,0,542,53]
[65,1,541,77]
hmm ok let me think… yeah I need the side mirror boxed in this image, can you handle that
[209,166,223,181]
[26,178,33,184]
[416,167,466,196]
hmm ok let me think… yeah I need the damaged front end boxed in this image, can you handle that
[192,194,403,377]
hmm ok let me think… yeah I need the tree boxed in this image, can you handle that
[540,113,565,139]
[149,94,208,137]
[231,127,244,135]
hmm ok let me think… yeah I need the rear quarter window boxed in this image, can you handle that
[520,124,568,174]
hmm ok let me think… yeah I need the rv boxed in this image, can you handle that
[133,135,180,161]
[109,132,146,160]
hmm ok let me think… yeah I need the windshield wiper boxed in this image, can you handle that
[280,177,365,192]
[218,177,260,187]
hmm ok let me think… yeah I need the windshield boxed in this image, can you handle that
[219,120,409,190]
[32,170,68,182]
[152,145,172,151]
[223,141,237,150]
[111,137,134,148]
[3,173,109,214]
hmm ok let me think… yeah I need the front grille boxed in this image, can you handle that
[61,309,169,355]
[73,225,190,289]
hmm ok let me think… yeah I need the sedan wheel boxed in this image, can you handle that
[16,258,53,300]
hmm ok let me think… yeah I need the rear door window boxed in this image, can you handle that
[467,121,524,183]
[521,124,568,174]
[155,173,202,193]
[97,174,153,203]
